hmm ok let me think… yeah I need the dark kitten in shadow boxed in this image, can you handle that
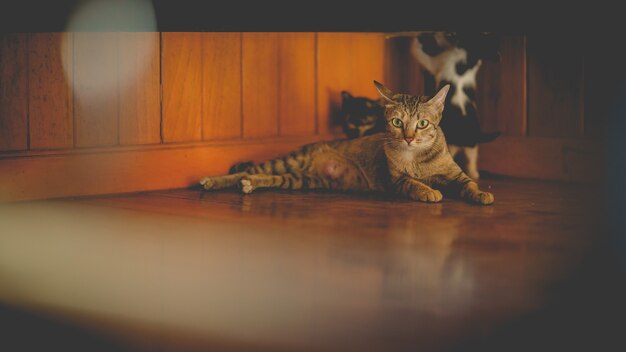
[411,32,501,179]
[340,91,386,139]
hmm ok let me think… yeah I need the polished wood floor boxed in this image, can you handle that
[1,177,624,351]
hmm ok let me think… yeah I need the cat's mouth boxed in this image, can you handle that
[399,138,434,150]
[403,138,425,145]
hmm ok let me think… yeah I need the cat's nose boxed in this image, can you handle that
[404,137,413,145]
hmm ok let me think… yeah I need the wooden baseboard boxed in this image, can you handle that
[0,135,340,202]
[479,136,605,183]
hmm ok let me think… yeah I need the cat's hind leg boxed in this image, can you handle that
[200,172,248,191]
[240,173,330,194]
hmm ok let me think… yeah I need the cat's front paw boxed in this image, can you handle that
[200,177,215,190]
[468,191,494,205]
[411,189,443,203]
[240,178,255,194]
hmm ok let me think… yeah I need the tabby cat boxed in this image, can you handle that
[200,82,494,205]
[411,32,501,179]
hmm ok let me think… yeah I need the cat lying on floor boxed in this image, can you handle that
[200,82,494,205]
[411,32,501,179]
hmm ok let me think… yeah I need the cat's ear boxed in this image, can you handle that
[341,91,353,101]
[373,80,397,104]
[427,84,450,116]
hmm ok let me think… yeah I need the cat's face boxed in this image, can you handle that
[373,81,450,151]
[341,91,385,138]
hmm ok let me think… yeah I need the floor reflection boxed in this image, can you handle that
[0,178,609,351]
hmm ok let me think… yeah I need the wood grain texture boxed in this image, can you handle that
[385,36,424,96]
[202,32,242,141]
[28,32,73,150]
[278,32,316,136]
[0,178,603,351]
[0,34,28,151]
[242,32,279,139]
[476,36,526,136]
[480,136,602,182]
[0,135,335,202]
[527,35,584,138]
[118,32,161,146]
[74,32,119,147]
[162,32,202,143]
[317,33,386,135]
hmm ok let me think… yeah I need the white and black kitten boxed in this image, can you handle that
[411,32,501,179]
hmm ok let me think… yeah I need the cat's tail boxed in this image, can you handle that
[228,161,255,174]
[477,131,501,144]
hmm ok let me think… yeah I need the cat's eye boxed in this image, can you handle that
[417,119,430,129]
[391,118,403,128]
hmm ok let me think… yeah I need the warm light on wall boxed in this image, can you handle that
[60,0,158,107]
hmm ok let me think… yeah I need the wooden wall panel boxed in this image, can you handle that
[318,32,350,136]
[476,36,526,136]
[278,32,316,136]
[28,32,73,150]
[384,36,424,96]
[118,32,161,146]
[202,32,242,141]
[0,34,28,151]
[74,32,119,147]
[317,33,386,135]
[480,136,602,183]
[1,30,601,202]
[527,35,584,138]
[242,33,279,139]
[162,32,202,143]
[0,136,336,202]
[350,34,386,94]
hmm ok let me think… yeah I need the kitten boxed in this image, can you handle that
[200,82,494,205]
[340,91,386,138]
[411,32,500,180]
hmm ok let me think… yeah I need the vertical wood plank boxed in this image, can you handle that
[0,34,28,151]
[476,35,527,136]
[28,32,73,150]
[317,32,350,136]
[527,35,584,138]
[118,32,160,145]
[351,33,386,94]
[74,32,119,147]
[202,32,242,141]
[162,32,202,143]
[278,32,316,136]
[317,33,385,135]
[242,32,279,139]
[385,36,425,96]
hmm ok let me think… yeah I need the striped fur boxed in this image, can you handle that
[200,82,494,205]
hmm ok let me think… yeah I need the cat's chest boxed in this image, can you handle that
[393,150,436,179]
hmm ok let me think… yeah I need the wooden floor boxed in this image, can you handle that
[1,177,624,351]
